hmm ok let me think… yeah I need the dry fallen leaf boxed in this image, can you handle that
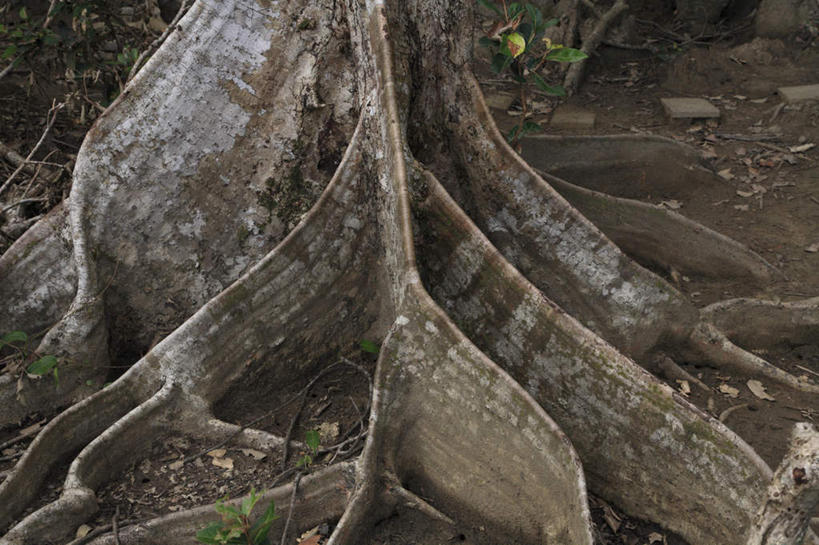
[747,380,775,401]
[718,383,740,398]
[805,243,819,253]
[789,143,815,153]
[240,448,267,460]
[718,168,735,180]
[211,456,234,469]
[734,204,749,211]
[206,449,227,458]
[299,535,321,545]
[736,189,755,198]
[168,460,184,471]
[677,380,691,396]
[75,524,92,539]
[659,200,682,210]
[648,532,666,544]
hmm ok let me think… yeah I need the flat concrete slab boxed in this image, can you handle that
[778,84,819,104]
[550,107,596,129]
[660,97,720,119]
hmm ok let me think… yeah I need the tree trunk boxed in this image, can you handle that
[1,1,818,544]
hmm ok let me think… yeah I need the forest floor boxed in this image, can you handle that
[1,3,818,545]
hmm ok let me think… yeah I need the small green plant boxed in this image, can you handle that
[196,487,277,545]
[296,429,321,469]
[359,339,379,354]
[1,330,60,385]
[477,0,588,145]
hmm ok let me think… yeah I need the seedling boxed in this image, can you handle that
[477,0,588,145]
[1,330,60,385]
[296,429,321,469]
[196,487,277,545]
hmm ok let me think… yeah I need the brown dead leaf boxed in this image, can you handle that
[603,504,621,533]
[75,524,92,538]
[659,200,682,210]
[168,460,184,471]
[676,380,691,396]
[736,189,755,198]
[211,456,234,470]
[299,535,321,545]
[718,383,740,398]
[805,243,819,253]
[734,204,749,211]
[206,449,227,458]
[747,380,775,401]
[648,532,667,544]
[240,448,267,460]
[718,168,735,180]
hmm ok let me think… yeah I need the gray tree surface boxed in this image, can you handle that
[0,1,817,544]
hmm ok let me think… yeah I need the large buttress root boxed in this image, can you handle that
[3,0,818,544]
[443,74,818,393]
[0,0,359,423]
[415,168,773,544]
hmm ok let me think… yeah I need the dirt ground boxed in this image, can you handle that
[1,3,819,545]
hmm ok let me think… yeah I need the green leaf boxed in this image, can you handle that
[478,36,496,49]
[506,32,525,57]
[215,499,243,523]
[517,22,532,42]
[490,52,509,73]
[296,454,312,468]
[506,125,520,143]
[241,488,258,516]
[525,4,543,29]
[545,47,588,63]
[196,521,225,544]
[2,45,17,60]
[520,121,543,137]
[305,430,320,452]
[27,355,58,376]
[541,17,559,30]
[509,2,523,17]
[476,0,503,17]
[19,7,28,20]
[531,72,566,95]
[1,331,27,345]
[250,501,278,545]
[359,339,379,354]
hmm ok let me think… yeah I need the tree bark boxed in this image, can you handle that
[1,1,817,544]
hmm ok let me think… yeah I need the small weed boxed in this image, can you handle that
[196,487,277,545]
[296,429,320,469]
[1,330,60,385]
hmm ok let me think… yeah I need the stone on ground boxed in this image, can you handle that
[777,84,819,104]
[550,106,596,129]
[660,98,720,119]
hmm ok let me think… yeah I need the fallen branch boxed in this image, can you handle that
[279,472,302,545]
[127,0,190,83]
[564,0,628,94]
[0,102,64,199]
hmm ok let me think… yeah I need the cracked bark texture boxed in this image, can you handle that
[1,0,817,544]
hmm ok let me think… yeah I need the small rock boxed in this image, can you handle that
[660,97,720,119]
[550,106,596,129]
[777,84,819,104]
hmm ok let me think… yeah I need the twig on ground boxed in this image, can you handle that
[564,0,629,94]
[128,0,190,82]
[279,472,302,545]
[112,505,121,545]
[281,386,310,472]
[719,403,749,423]
[0,198,47,217]
[0,102,64,198]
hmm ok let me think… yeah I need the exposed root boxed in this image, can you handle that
[537,169,774,282]
[703,297,819,349]
[746,423,819,545]
[387,482,456,526]
[2,382,174,544]
[85,462,356,545]
[0,372,154,533]
[652,353,711,394]
[415,166,772,544]
[563,0,628,94]
[685,322,819,394]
